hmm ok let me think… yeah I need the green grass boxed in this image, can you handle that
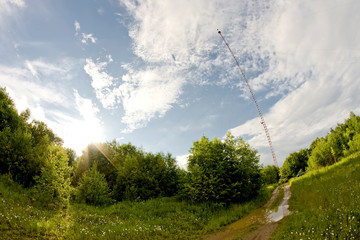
[271,152,360,240]
[0,176,275,240]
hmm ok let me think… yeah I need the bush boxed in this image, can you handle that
[75,165,111,206]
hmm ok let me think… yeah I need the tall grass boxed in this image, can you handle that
[0,175,274,240]
[271,152,360,240]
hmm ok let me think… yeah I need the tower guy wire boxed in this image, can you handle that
[217,29,278,168]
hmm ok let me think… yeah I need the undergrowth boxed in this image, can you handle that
[271,152,360,239]
[0,175,274,240]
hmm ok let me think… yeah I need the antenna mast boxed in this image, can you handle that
[218,30,278,168]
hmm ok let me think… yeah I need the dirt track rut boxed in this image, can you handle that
[204,184,291,240]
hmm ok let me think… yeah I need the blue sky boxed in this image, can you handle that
[1,0,359,168]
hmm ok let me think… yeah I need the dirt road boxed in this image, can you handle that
[204,184,291,240]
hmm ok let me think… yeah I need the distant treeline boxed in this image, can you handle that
[280,112,360,180]
[0,87,279,209]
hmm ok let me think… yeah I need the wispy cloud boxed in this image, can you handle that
[0,0,25,32]
[117,0,360,165]
[0,59,105,154]
[0,0,25,16]
[106,0,227,131]
[228,0,360,165]
[81,33,97,44]
[84,57,185,132]
[0,64,69,113]
[83,56,118,109]
[74,20,80,32]
[119,65,185,132]
[74,20,97,44]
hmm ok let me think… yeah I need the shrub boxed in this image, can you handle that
[75,165,111,206]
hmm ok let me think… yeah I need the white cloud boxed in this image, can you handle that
[0,64,69,114]
[83,56,117,108]
[74,20,97,44]
[119,66,185,132]
[0,0,25,31]
[0,0,25,16]
[81,33,97,44]
[115,0,360,165]
[74,89,100,121]
[114,0,290,132]
[111,0,229,131]
[228,0,360,166]
[74,20,80,32]
[121,0,221,64]
[0,60,105,155]
[84,55,185,132]
[176,154,189,170]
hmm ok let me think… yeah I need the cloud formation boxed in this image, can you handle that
[0,0,25,16]
[0,0,25,32]
[119,65,184,132]
[74,20,97,44]
[229,0,360,165]
[0,60,104,154]
[84,56,185,132]
[84,56,117,108]
[117,0,360,165]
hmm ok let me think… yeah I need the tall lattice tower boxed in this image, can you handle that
[218,30,278,168]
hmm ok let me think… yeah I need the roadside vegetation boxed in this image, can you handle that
[271,111,360,239]
[271,152,360,239]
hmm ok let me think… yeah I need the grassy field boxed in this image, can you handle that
[0,175,275,240]
[271,152,360,240]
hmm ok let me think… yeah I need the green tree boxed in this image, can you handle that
[0,127,36,186]
[0,88,66,186]
[184,133,261,203]
[281,148,309,180]
[34,144,73,208]
[345,133,360,155]
[66,148,77,166]
[308,138,333,169]
[75,165,111,206]
[74,143,117,189]
[114,150,181,201]
[0,87,23,131]
[261,165,280,185]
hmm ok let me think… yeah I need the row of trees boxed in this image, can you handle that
[73,133,271,205]
[1,87,277,208]
[73,142,182,205]
[280,112,360,180]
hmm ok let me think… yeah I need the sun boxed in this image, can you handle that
[62,117,105,155]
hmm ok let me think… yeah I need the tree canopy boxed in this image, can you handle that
[282,112,360,178]
[184,133,262,204]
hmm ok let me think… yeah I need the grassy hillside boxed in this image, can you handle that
[271,152,360,239]
[0,175,274,240]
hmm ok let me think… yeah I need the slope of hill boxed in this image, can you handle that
[271,152,360,239]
